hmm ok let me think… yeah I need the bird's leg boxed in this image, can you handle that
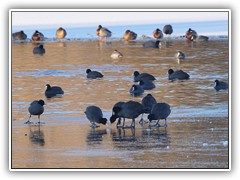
[139,114,144,125]
[163,119,168,128]
[122,118,125,128]
[36,115,45,124]
[24,115,32,124]
[131,119,135,128]
[116,118,122,128]
[155,119,161,127]
[90,122,97,128]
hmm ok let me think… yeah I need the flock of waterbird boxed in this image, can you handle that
[12,24,228,129]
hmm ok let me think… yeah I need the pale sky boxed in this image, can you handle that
[11,10,228,28]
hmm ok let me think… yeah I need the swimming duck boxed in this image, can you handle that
[214,80,228,91]
[56,27,67,39]
[123,30,137,41]
[175,50,185,60]
[139,80,156,90]
[31,30,44,41]
[153,28,163,39]
[185,28,197,41]
[86,69,104,79]
[148,102,171,127]
[133,71,156,82]
[142,40,161,48]
[45,84,64,98]
[85,106,107,128]
[168,69,190,80]
[163,24,173,35]
[33,45,45,54]
[12,30,27,40]
[25,100,45,124]
[196,35,209,42]
[129,84,144,97]
[96,25,112,41]
[110,49,123,59]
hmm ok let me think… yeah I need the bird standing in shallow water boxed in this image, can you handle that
[96,25,112,41]
[153,28,163,39]
[185,28,197,41]
[85,106,107,128]
[31,30,44,41]
[12,30,27,40]
[56,27,67,39]
[123,30,137,41]
[148,102,171,127]
[163,24,173,36]
[110,101,145,129]
[25,100,45,124]
[140,94,157,124]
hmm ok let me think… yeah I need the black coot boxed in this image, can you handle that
[110,101,145,128]
[133,71,156,82]
[129,84,144,97]
[214,80,228,91]
[45,84,64,98]
[148,102,171,127]
[25,100,45,124]
[85,106,107,128]
[168,69,190,80]
[33,45,45,54]
[86,69,103,79]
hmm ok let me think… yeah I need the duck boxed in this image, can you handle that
[139,80,156,90]
[33,45,45,54]
[110,49,123,59]
[123,30,137,41]
[96,25,112,41]
[25,100,45,124]
[12,30,27,40]
[148,102,171,127]
[153,28,163,39]
[56,27,67,39]
[110,100,145,128]
[129,84,144,97]
[31,30,44,41]
[142,40,161,48]
[185,28,197,41]
[168,69,190,80]
[175,50,185,60]
[163,24,173,36]
[196,35,209,42]
[45,84,64,98]
[133,71,156,82]
[85,106,107,128]
[86,69,103,79]
[214,80,228,91]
